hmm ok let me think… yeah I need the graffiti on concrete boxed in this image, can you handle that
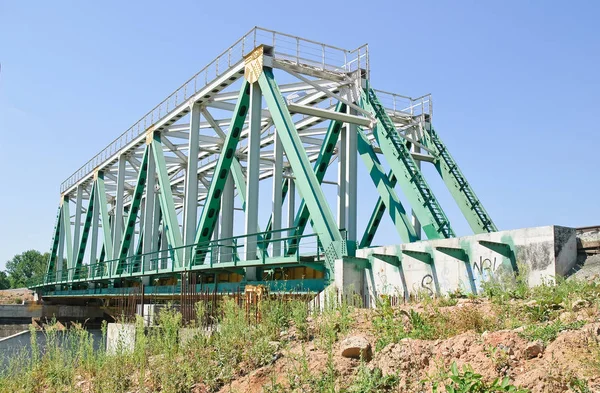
[473,256,498,276]
[421,274,435,297]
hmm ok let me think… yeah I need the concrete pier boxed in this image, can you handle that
[336,225,577,306]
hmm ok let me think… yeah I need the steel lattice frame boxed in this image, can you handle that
[38,27,496,297]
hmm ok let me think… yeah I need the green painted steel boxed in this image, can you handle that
[259,68,342,249]
[286,102,346,255]
[74,183,96,279]
[359,170,396,248]
[362,87,455,239]
[115,146,149,275]
[40,278,325,298]
[61,197,73,276]
[356,128,418,245]
[95,172,114,261]
[229,157,266,260]
[192,80,251,265]
[422,124,497,233]
[35,229,327,289]
[151,134,184,267]
[45,203,63,282]
[263,179,289,243]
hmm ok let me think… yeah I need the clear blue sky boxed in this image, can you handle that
[0,1,598,270]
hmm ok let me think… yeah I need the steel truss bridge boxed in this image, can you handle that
[36,27,497,300]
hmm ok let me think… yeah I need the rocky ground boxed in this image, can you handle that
[0,288,34,304]
[217,297,600,393]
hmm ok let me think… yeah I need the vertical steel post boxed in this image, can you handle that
[287,178,295,236]
[151,134,184,267]
[89,187,100,276]
[113,155,126,259]
[345,107,358,241]
[115,147,149,276]
[337,133,347,230]
[150,189,161,270]
[96,172,114,263]
[143,145,157,272]
[192,80,250,263]
[72,186,83,261]
[184,103,201,262]
[245,82,261,266]
[160,224,168,270]
[220,174,234,262]
[60,196,73,278]
[57,217,65,283]
[213,211,220,264]
[271,130,283,257]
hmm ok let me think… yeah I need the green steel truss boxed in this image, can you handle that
[286,102,346,255]
[192,80,251,265]
[261,103,346,254]
[39,35,500,296]
[361,87,455,240]
[359,170,396,248]
[356,130,418,244]
[115,147,149,275]
[421,124,497,233]
[258,68,344,267]
[151,134,184,264]
[45,200,66,282]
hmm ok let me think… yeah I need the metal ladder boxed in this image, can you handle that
[367,88,455,238]
[426,126,497,233]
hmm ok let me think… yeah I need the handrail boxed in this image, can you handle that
[39,227,329,287]
[60,27,369,193]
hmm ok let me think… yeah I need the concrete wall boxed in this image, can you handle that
[0,329,103,370]
[0,324,30,339]
[351,225,577,306]
[0,304,105,323]
[106,323,136,354]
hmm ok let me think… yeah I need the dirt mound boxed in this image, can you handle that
[0,288,34,304]
[219,299,600,393]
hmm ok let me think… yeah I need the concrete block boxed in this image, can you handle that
[334,258,364,295]
[106,323,135,354]
[354,225,578,302]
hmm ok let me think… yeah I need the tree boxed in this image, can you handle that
[0,271,9,290]
[5,250,48,288]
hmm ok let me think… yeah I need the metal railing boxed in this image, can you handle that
[60,27,369,193]
[40,227,325,287]
[373,89,432,121]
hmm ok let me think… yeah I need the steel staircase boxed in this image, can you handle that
[366,88,455,239]
[425,126,497,233]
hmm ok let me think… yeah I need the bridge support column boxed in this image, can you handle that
[160,224,168,270]
[272,131,283,257]
[337,130,346,231]
[57,220,65,288]
[72,185,83,261]
[245,82,261,280]
[184,103,201,263]
[142,150,156,272]
[220,174,234,262]
[345,106,358,241]
[287,178,295,236]
[150,188,160,270]
[113,157,126,259]
[89,189,99,273]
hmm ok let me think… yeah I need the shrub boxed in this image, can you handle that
[431,362,530,393]
[519,320,585,344]
[343,362,399,392]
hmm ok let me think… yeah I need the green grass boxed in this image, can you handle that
[429,362,530,393]
[519,319,586,344]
